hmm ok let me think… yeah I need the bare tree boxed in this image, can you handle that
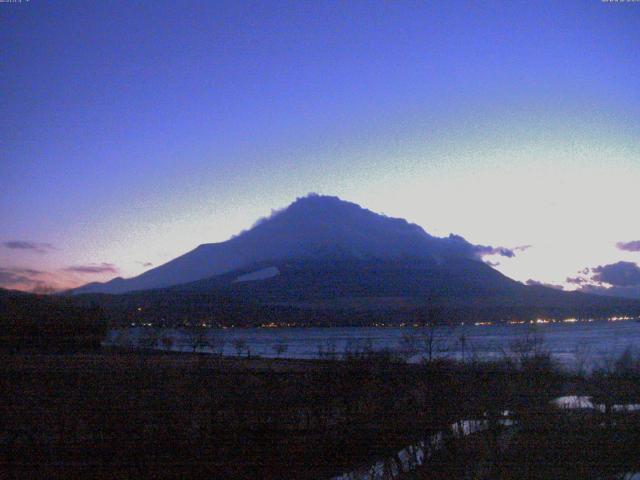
[420,324,449,362]
[343,338,373,361]
[317,338,337,360]
[233,338,247,357]
[458,332,468,363]
[113,329,133,349]
[508,328,547,366]
[209,335,226,357]
[185,326,209,353]
[573,341,592,376]
[399,331,420,362]
[401,324,449,363]
[138,327,159,350]
[273,340,288,359]
[591,347,640,428]
[161,334,174,352]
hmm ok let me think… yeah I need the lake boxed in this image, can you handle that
[107,319,640,371]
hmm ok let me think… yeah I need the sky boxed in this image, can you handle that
[1,0,640,295]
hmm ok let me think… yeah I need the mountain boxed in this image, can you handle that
[0,287,28,297]
[68,194,501,295]
[74,256,640,327]
[67,194,640,324]
[167,256,640,319]
[65,195,640,325]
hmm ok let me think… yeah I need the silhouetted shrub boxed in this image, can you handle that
[0,294,108,353]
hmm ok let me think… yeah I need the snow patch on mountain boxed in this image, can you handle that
[232,266,280,283]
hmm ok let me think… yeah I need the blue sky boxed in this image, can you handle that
[1,0,640,293]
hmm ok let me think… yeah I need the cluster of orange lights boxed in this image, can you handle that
[497,316,636,326]
[129,314,637,329]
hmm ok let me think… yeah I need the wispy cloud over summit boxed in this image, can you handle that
[474,244,531,259]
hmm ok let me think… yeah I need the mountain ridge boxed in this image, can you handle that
[68,194,505,295]
[63,194,640,323]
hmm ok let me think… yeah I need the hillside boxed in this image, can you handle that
[68,195,506,294]
[66,195,640,324]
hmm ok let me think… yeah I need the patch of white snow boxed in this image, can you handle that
[232,266,280,283]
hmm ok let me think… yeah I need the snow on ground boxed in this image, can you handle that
[330,418,513,480]
[331,398,640,480]
[551,396,640,413]
[552,395,597,410]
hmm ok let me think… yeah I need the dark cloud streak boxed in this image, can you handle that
[472,244,530,259]
[0,269,33,286]
[474,245,516,258]
[617,240,640,252]
[570,261,640,299]
[591,261,640,287]
[2,241,54,254]
[64,263,119,274]
[0,267,47,289]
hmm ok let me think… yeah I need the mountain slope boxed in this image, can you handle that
[177,256,640,313]
[75,257,640,328]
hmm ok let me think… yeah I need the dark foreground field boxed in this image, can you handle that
[1,350,462,479]
[414,400,640,480]
[2,348,640,479]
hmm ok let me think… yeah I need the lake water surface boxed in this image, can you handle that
[108,319,640,371]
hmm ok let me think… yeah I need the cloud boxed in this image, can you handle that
[474,245,516,258]
[591,261,640,287]
[446,235,531,261]
[137,261,153,268]
[2,241,54,254]
[440,234,526,260]
[0,268,36,286]
[0,267,53,292]
[0,267,44,280]
[525,279,564,290]
[472,244,530,259]
[617,240,640,252]
[0,265,93,294]
[569,261,640,299]
[64,263,119,274]
[566,276,588,285]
